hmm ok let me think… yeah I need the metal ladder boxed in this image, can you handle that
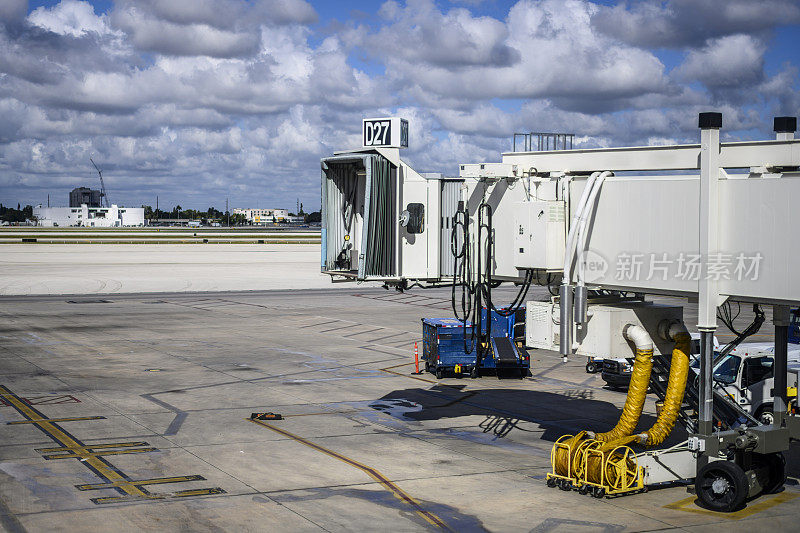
[648,353,754,434]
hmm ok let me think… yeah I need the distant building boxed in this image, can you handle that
[34,205,145,227]
[69,187,102,208]
[233,208,290,224]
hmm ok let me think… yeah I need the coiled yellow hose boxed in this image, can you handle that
[583,438,639,490]
[594,348,653,442]
[549,323,688,494]
[552,431,588,477]
[639,332,691,446]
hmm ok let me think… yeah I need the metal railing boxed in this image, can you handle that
[512,132,574,152]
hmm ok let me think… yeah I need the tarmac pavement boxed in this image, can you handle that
[1,287,799,532]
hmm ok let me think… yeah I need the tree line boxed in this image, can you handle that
[142,205,320,224]
[0,202,320,225]
[0,204,33,222]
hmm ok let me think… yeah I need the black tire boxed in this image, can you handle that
[586,362,597,373]
[695,460,748,512]
[760,453,786,494]
[755,404,775,425]
[592,487,605,498]
[546,477,557,488]
[470,367,480,379]
[435,367,443,380]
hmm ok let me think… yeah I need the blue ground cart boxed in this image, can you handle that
[421,318,477,379]
[422,306,530,379]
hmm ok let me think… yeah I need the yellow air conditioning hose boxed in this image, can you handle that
[638,331,692,446]
[549,321,690,492]
[593,324,654,442]
[593,348,653,442]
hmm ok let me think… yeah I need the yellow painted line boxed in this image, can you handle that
[664,492,800,519]
[90,494,163,504]
[283,410,362,418]
[173,487,226,497]
[380,362,439,385]
[35,441,149,453]
[42,448,157,460]
[0,386,156,500]
[91,487,225,504]
[249,418,450,530]
[77,475,205,491]
[7,416,106,425]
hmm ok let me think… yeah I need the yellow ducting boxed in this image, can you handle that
[638,327,691,446]
[547,321,689,497]
[593,325,653,442]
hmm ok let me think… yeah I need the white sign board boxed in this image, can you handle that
[363,117,408,149]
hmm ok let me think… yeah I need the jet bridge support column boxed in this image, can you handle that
[697,113,723,466]
[774,306,790,427]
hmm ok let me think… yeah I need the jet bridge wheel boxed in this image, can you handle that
[757,452,786,494]
[695,460,748,512]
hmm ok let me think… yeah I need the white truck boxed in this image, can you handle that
[706,343,800,424]
[702,309,800,423]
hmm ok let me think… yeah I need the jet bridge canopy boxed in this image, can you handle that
[321,152,397,281]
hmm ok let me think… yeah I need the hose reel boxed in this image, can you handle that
[547,322,691,498]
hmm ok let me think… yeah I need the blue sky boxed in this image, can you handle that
[2,0,799,211]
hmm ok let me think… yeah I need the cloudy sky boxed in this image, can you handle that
[1,0,799,212]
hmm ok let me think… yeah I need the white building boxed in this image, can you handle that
[34,205,145,227]
[233,208,290,224]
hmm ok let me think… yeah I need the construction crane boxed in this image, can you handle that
[90,158,109,208]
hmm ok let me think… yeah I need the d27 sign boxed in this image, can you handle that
[362,118,408,148]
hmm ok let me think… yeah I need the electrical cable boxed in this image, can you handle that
[476,201,532,317]
[716,302,765,359]
[450,205,477,354]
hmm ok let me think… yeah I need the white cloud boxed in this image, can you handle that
[0,0,798,210]
[370,0,519,68]
[593,0,800,48]
[676,34,766,89]
[360,0,671,111]
[28,0,115,37]
[0,0,27,25]
[111,4,260,58]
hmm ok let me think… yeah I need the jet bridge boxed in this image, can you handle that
[321,122,463,283]
[321,113,800,511]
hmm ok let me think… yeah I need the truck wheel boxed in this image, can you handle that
[755,404,775,425]
[585,361,597,373]
[759,453,786,494]
[695,460,748,512]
